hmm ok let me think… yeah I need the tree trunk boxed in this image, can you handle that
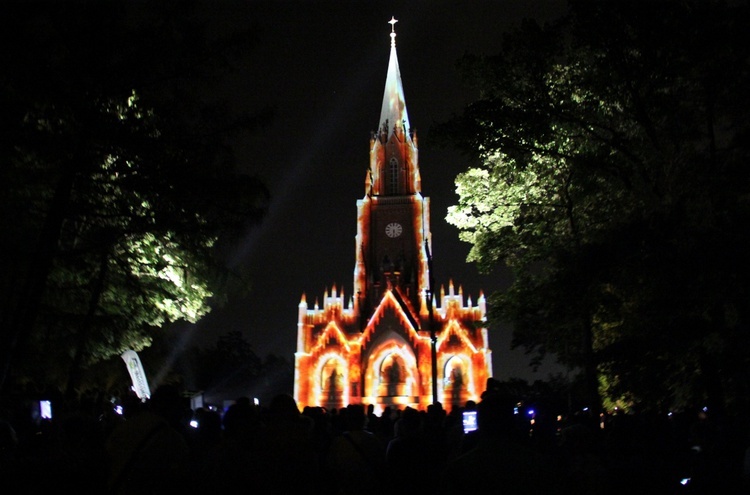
[65,247,110,400]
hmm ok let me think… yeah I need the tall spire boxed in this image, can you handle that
[379,16,410,136]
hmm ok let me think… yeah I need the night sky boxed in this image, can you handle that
[177,1,569,381]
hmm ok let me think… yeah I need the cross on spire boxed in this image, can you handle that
[389,16,398,46]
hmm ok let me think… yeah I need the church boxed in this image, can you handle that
[293,18,492,414]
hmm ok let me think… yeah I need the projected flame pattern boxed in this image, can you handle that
[294,283,492,414]
[293,19,492,414]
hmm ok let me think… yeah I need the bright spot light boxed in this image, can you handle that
[527,409,535,416]
[680,478,690,486]
[583,407,589,412]
[702,406,708,412]
[190,420,198,428]
[115,405,123,415]
[513,407,519,415]
[40,400,52,419]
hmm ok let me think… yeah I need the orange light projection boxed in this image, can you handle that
[293,18,492,414]
[294,283,492,415]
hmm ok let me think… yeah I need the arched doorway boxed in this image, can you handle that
[443,355,469,410]
[364,338,419,414]
[316,354,347,410]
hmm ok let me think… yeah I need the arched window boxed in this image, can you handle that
[388,158,399,194]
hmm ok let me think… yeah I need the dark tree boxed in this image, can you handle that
[435,0,750,413]
[0,1,271,395]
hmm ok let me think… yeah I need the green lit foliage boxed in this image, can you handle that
[0,1,270,394]
[436,1,750,413]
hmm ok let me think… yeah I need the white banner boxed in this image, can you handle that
[121,350,151,400]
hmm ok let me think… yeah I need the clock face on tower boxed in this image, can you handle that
[385,222,403,238]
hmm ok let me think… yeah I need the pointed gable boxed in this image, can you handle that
[310,321,351,356]
[360,289,424,348]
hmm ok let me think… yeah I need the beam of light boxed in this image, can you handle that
[227,45,384,271]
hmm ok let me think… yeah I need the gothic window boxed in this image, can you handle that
[388,158,399,194]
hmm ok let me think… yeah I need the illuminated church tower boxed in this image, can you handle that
[294,18,492,413]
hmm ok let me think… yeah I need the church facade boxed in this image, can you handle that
[293,19,492,413]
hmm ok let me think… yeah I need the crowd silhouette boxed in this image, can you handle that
[1,378,748,494]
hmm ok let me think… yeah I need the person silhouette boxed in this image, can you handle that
[387,358,402,397]
[451,367,464,407]
[438,392,554,494]
[327,367,341,402]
